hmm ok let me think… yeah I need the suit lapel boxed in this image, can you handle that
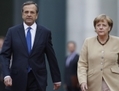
[17,24,29,55]
[30,25,42,55]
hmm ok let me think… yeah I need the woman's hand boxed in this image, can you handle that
[80,82,88,91]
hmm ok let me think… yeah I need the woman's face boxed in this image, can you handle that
[95,20,111,36]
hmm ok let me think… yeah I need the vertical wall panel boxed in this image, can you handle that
[38,1,66,91]
[100,0,118,36]
[66,0,100,53]
[0,1,14,36]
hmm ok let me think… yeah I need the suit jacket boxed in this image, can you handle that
[0,23,61,91]
[64,54,79,86]
[77,35,119,91]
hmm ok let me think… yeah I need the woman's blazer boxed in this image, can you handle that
[77,35,119,91]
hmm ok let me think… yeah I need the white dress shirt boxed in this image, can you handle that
[23,22,37,48]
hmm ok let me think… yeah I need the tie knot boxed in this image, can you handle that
[27,27,31,31]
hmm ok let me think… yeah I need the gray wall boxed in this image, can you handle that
[0,1,14,36]
[99,0,118,36]
[38,1,66,91]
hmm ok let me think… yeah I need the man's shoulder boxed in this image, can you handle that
[74,53,79,57]
[37,24,51,32]
[75,54,79,60]
[9,24,23,30]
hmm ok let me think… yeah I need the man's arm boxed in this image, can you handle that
[45,31,61,89]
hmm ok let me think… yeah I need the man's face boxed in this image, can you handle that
[22,4,38,26]
[0,39,4,49]
[68,43,76,53]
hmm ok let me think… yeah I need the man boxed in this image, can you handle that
[0,36,6,91]
[0,36,4,52]
[64,41,81,91]
[0,1,61,91]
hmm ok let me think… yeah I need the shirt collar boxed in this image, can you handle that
[69,52,76,56]
[23,22,37,30]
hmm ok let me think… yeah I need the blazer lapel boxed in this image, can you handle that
[30,25,42,55]
[17,24,29,55]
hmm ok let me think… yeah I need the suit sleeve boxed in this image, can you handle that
[0,29,12,77]
[77,39,88,85]
[71,55,79,76]
[45,31,61,83]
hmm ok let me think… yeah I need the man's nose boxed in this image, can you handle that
[27,12,31,16]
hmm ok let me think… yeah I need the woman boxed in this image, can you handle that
[77,14,119,91]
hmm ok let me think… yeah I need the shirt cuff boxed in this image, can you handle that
[4,76,11,80]
[54,82,61,85]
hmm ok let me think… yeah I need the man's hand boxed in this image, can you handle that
[4,76,12,87]
[53,83,61,90]
[80,82,88,91]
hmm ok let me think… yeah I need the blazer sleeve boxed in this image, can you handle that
[71,54,79,76]
[45,31,61,83]
[0,28,12,77]
[77,39,88,85]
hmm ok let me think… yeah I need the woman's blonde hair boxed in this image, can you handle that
[93,14,113,32]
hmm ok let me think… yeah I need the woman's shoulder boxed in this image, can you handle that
[110,35,119,41]
[82,36,97,45]
[109,35,119,45]
[85,36,97,41]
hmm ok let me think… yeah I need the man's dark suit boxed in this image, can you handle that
[64,54,80,91]
[0,24,61,91]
